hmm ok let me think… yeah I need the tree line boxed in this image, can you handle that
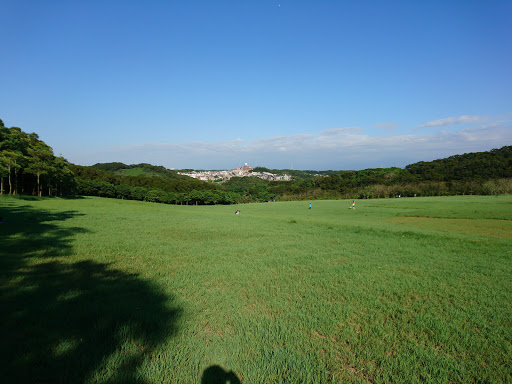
[70,163,239,205]
[1,119,511,204]
[0,120,239,204]
[0,120,75,197]
[262,147,512,200]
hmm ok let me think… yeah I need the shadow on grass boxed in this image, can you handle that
[0,202,181,383]
[60,194,86,200]
[201,365,241,384]
[7,194,85,201]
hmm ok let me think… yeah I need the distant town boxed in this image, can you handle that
[178,163,292,182]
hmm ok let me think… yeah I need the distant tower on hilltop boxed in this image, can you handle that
[240,163,253,171]
[232,162,253,174]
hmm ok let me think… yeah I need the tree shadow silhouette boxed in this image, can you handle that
[0,201,181,383]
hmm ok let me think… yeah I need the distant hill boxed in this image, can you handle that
[252,146,512,180]
[405,145,512,181]
[91,146,512,185]
[91,162,190,180]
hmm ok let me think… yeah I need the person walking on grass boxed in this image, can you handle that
[351,200,355,210]
[309,203,312,209]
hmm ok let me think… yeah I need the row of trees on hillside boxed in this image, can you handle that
[0,120,240,204]
[75,177,240,205]
[71,164,239,204]
[405,147,512,180]
[90,162,190,179]
[230,147,512,201]
[0,120,75,197]
[71,164,218,194]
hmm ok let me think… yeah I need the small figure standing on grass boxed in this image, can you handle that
[350,200,355,210]
[309,203,312,209]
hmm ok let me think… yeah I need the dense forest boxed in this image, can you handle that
[0,120,75,197]
[70,163,239,205]
[1,119,511,204]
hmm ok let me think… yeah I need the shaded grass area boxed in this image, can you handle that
[1,195,511,383]
[0,199,181,383]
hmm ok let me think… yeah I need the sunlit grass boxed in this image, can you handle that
[1,195,511,383]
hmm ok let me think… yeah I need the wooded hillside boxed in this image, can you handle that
[0,120,74,197]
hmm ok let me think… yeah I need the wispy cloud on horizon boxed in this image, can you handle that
[414,115,487,130]
[65,120,512,171]
[320,127,363,136]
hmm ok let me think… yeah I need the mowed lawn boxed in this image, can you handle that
[1,195,511,383]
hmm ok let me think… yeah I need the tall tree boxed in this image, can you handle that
[25,141,54,197]
[0,155,8,194]
[0,126,28,194]
[53,156,75,196]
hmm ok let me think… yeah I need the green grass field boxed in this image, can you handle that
[1,195,511,383]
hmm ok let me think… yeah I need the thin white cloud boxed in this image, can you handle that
[320,127,363,135]
[414,115,487,130]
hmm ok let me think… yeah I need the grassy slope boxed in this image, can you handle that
[116,167,156,177]
[1,195,511,383]
[115,167,166,178]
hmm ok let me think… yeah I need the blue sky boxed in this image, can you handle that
[1,0,511,170]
